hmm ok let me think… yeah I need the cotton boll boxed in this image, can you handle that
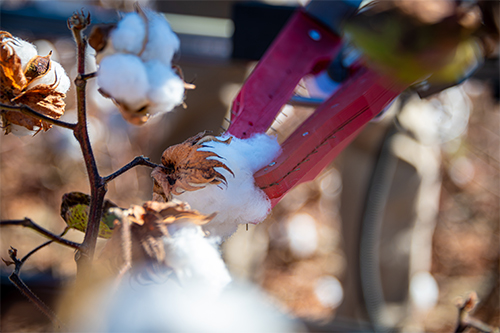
[286,213,318,258]
[110,12,147,55]
[145,60,184,114]
[97,53,149,111]
[9,124,40,137]
[163,224,231,295]
[174,134,281,240]
[76,279,301,333]
[141,11,180,66]
[314,276,344,309]
[10,37,38,70]
[23,59,70,94]
[410,271,439,311]
[52,62,71,94]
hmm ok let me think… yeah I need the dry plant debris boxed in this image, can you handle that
[151,132,234,201]
[0,31,70,135]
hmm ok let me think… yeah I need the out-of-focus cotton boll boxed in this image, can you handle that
[10,38,38,70]
[314,276,344,309]
[141,11,180,66]
[410,271,439,311]
[163,224,231,295]
[97,53,149,111]
[286,213,318,258]
[110,12,147,55]
[175,134,281,240]
[75,280,302,333]
[145,60,184,114]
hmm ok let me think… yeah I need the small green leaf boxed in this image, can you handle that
[60,192,123,239]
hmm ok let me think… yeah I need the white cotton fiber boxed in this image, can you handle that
[97,53,149,110]
[110,12,147,55]
[145,60,185,113]
[10,38,38,70]
[96,9,184,122]
[75,279,301,333]
[25,61,70,94]
[174,133,281,240]
[140,11,180,66]
[163,224,231,294]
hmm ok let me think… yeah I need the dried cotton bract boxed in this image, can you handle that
[91,7,187,125]
[0,31,70,135]
[99,200,218,280]
[151,132,281,240]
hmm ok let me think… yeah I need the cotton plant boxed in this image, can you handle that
[0,7,284,330]
[89,5,190,125]
[0,31,70,135]
[151,132,281,240]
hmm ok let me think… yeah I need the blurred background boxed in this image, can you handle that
[0,0,498,332]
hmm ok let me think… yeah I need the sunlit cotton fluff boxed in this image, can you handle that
[163,223,231,295]
[174,133,281,240]
[72,280,301,333]
[9,37,38,71]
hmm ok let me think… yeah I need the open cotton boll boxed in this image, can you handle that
[110,12,147,55]
[73,278,301,333]
[174,134,281,240]
[163,223,231,295]
[140,11,180,66]
[10,38,38,70]
[9,124,41,137]
[25,61,71,94]
[145,60,184,114]
[97,53,149,110]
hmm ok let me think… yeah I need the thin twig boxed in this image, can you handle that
[3,246,66,329]
[79,72,97,81]
[455,292,500,333]
[0,219,80,249]
[20,227,70,264]
[0,104,77,130]
[103,156,161,183]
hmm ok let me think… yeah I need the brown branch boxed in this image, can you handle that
[455,292,500,333]
[103,156,160,183]
[80,72,97,81]
[68,10,107,277]
[3,242,67,329]
[0,219,80,249]
[0,104,77,130]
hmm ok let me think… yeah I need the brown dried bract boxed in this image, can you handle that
[88,24,116,53]
[0,31,66,134]
[99,200,214,277]
[151,132,234,201]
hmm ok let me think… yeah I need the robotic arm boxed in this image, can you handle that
[227,1,408,207]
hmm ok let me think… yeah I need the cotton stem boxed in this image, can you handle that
[103,156,160,183]
[68,10,107,277]
[0,104,77,130]
[0,219,80,249]
[3,237,68,329]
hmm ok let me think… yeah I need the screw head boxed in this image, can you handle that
[308,30,321,41]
